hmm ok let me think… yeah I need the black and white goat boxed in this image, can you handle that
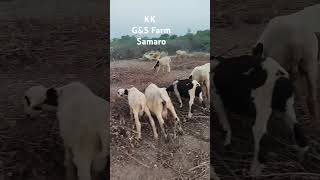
[211,46,309,175]
[166,79,206,119]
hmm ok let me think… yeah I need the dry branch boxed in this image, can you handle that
[121,150,151,169]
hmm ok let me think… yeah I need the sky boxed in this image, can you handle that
[110,0,210,38]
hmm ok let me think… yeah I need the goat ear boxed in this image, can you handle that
[124,89,128,95]
[154,61,160,68]
[252,43,263,57]
[45,88,58,106]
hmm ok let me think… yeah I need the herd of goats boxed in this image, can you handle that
[117,55,210,142]
[211,4,320,176]
[19,3,320,180]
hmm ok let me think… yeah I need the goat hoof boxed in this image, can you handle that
[223,138,231,146]
[154,134,159,140]
[164,136,170,143]
[249,162,265,176]
[177,129,184,136]
[135,137,142,142]
[297,146,310,161]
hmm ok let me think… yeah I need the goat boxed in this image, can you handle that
[189,63,210,99]
[176,50,188,60]
[211,50,309,175]
[166,79,205,119]
[144,83,183,141]
[254,4,320,123]
[153,56,171,73]
[117,87,158,140]
[24,82,109,180]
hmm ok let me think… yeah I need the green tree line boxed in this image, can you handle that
[110,29,210,60]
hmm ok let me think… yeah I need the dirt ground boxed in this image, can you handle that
[212,0,320,179]
[0,16,108,180]
[110,56,210,179]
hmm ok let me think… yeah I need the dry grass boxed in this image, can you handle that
[0,17,107,179]
[110,55,210,179]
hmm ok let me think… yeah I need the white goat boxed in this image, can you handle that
[153,56,171,73]
[176,50,188,60]
[117,87,158,140]
[24,85,51,118]
[144,83,183,141]
[189,63,210,99]
[24,82,108,180]
[254,4,320,123]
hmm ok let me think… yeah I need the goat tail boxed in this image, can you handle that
[160,95,168,119]
[161,101,168,119]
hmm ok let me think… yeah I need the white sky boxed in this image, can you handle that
[110,0,210,38]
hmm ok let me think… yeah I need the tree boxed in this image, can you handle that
[169,35,178,40]
[111,29,210,60]
[159,34,170,40]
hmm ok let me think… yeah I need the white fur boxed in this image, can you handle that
[144,83,183,140]
[212,58,308,176]
[117,87,158,140]
[24,85,48,118]
[154,56,171,73]
[24,82,108,180]
[190,63,210,99]
[256,4,320,122]
[272,4,320,32]
[176,50,188,60]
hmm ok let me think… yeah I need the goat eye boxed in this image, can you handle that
[33,106,42,110]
